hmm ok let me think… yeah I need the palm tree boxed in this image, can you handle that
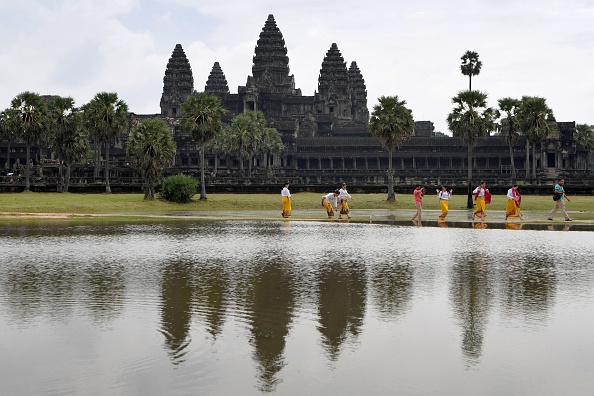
[0,110,17,171]
[126,119,176,200]
[223,111,269,177]
[47,96,88,192]
[497,97,521,179]
[574,124,593,170]
[180,91,226,200]
[447,90,497,208]
[517,96,553,180]
[460,50,482,91]
[83,92,129,193]
[262,127,284,175]
[9,91,47,191]
[369,95,414,201]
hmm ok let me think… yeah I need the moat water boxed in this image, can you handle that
[1,220,593,395]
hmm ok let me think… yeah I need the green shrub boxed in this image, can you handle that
[160,174,197,203]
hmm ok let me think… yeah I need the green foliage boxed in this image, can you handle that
[369,95,414,152]
[160,173,197,203]
[575,124,594,150]
[447,90,498,144]
[180,91,226,145]
[517,96,553,143]
[126,119,176,200]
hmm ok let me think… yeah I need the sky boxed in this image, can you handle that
[1,0,593,134]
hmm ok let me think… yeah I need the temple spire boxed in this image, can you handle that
[348,61,369,124]
[160,44,194,118]
[316,43,351,120]
[205,62,230,97]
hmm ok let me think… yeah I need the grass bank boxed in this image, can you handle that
[0,191,591,216]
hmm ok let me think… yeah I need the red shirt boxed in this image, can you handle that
[414,189,424,204]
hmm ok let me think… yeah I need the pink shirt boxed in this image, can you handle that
[414,189,423,204]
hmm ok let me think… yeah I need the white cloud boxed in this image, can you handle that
[1,0,593,132]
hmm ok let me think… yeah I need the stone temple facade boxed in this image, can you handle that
[149,13,591,189]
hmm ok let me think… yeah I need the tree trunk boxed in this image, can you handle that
[525,139,530,180]
[105,144,111,193]
[212,153,218,177]
[93,142,100,178]
[467,144,474,209]
[25,143,31,191]
[509,143,516,179]
[200,145,207,200]
[387,149,395,201]
[145,175,154,200]
[5,141,10,170]
[532,142,537,179]
[57,161,64,193]
[65,164,71,192]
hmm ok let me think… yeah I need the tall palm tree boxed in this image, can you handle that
[83,92,129,193]
[222,111,269,177]
[447,90,497,208]
[0,110,17,171]
[517,96,553,180]
[9,91,46,191]
[497,97,521,179]
[126,119,176,200]
[180,91,226,200]
[369,95,414,201]
[460,50,482,91]
[575,124,594,170]
[47,96,88,192]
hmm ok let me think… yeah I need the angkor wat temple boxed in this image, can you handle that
[2,14,592,193]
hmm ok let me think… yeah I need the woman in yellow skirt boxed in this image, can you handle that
[436,185,453,219]
[505,184,524,220]
[472,181,490,220]
[281,182,293,218]
[321,190,339,219]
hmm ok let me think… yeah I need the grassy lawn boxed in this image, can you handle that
[0,191,591,215]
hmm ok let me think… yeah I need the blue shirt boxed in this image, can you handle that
[554,184,564,201]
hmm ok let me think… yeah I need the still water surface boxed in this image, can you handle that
[0,220,593,395]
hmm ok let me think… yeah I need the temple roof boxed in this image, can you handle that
[318,43,349,95]
[205,62,230,96]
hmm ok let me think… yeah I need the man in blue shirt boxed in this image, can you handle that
[548,178,572,221]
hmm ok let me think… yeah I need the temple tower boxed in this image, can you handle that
[348,62,369,125]
[249,14,298,95]
[160,44,194,118]
[316,43,352,120]
[205,62,230,97]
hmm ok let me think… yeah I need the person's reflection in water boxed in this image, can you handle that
[317,260,367,362]
[160,261,193,365]
[450,253,493,365]
[245,260,295,393]
[505,223,524,230]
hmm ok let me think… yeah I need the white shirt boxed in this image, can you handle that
[338,188,351,200]
[473,186,486,198]
[323,192,336,205]
[281,187,291,197]
[438,191,451,200]
[506,188,516,200]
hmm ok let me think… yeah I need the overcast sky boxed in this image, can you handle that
[1,0,593,134]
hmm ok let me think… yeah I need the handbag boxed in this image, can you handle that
[553,193,561,201]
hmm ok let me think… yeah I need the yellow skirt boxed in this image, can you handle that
[322,199,334,218]
[506,199,521,218]
[282,196,292,217]
[340,199,349,215]
[475,197,486,213]
[439,200,449,217]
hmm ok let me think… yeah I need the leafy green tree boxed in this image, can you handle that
[447,90,497,208]
[262,127,284,175]
[83,92,129,193]
[180,91,226,200]
[126,119,176,200]
[222,111,270,177]
[47,96,89,192]
[369,95,414,201]
[575,124,594,170]
[9,91,47,191]
[0,110,17,171]
[497,97,522,179]
[517,96,553,179]
[460,50,482,91]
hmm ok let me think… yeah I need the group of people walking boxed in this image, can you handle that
[281,178,573,222]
